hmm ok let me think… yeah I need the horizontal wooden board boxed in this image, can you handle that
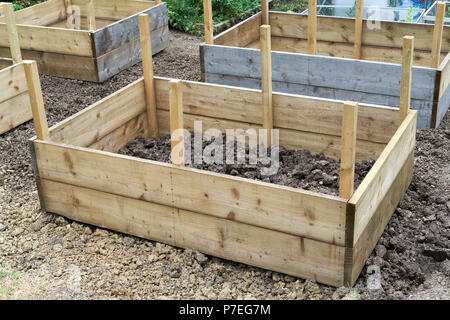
[71,0,155,20]
[345,151,414,286]
[96,25,169,82]
[204,72,434,129]
[248,36,440,68]
[269,11,450,53]
[0,24,93,57]
[0,47,98,82]
[93,2,168,56]
[156,109,385,163]
[155,77,398,144]
[350,111,417,245]
[48,17,116,30]
[214,12,261,48]
[0,91,32,135]
[0,62,28,104]
[33,140,347,245]
[40,179,345,286]
[0,0,65,26]
[202,45,437,102]
[88,112,147,152]
[49,79,146,145]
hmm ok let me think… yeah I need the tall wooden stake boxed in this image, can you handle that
[353,0,363,59]
[87,0,96,31]
[24,61,49,141]
[430,1,445,68]
[203,0,213,44]
[261,0,269,25]
[339,102,358,199]
[169,80,185,166]
[400,36,414,123]
[308,0,317,54]
[139,14,159,138]
[260,25,273,147]
[3,2,22,64]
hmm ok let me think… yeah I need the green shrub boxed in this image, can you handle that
[166,0,261,33]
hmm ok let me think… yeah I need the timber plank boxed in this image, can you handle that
[0,91,31,135]
[345,151,414,286]
[350,111,417,245]
[0,62,28,104]
[49,79,146,146]
[71,0,156,20]
[40,179,345,286]
[33,140,347,245]
[214,12,261,47]
[0,0,65,26]
[155,77,399,144]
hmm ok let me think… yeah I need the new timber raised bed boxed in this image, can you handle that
[29,14,417,287]
[200,0,450,129]
[0,3,42,135]
[0,0,168,82]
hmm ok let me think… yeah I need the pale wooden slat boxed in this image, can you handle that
[169,79,184,166]
[400,36,414,123]
[307,0,317,54]
[33,140,347,245]
[260,25,273,147]
[350,110,417,245]
[339,102,358,199]
[40,179,345,286]
[269,11,450,53]
[345,151,413,286]
[0,62,28,104]
[353,0,363,60]
[71,0,156,20]
[49,78,146,146]
[0,0,66,26]
[431,1,445,68]
[0,24,93,57]
[213,12,261,47]
[24,60,49,140]
[139,13,158,138]
[203,0,213,44]
[155,77,399,144]
[0,91,31,135]
[3,2,22,64]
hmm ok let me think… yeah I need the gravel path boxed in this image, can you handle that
[0,29,449,300]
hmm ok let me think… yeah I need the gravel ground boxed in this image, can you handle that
[0,29,449,300]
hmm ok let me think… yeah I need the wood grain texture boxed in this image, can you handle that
[213,12,261,47]
[260,25,273,146]
[40,178,345,286]
[431,1,445,68]
[33,139,347,246]
[3,3,22,64]
[339,102,358,199]
[345,151,414,286]
[400,36,414,123]
[0,91,31,135]
[0,62,28,104]
[0,0,66,26]
[350,111,417,245]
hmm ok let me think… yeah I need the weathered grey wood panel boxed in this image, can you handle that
[97,25,169,82]
[93,2,168,57]
[202,45,439,129]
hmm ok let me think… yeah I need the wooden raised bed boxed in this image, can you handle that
[0,0,168,82]
[0,3,42,135]
[200,0,450,129]
[29,14,417,287]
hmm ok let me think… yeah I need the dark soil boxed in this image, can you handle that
[118,133,374,197]
[0,28,448,300]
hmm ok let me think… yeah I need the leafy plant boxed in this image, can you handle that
[271,0,307,13]
[401,4,414,22]
[166,0,262,34]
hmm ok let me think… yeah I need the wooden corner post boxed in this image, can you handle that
[400,36,414,123]
[339,102,358,199]
[261,0,269,25]
[308,0,317,54]
[353,0,364,59]
[23,61,49,141]
[431,1,445,68]
[139,14,159,138]
[260,25,273,147]
[169,80,185,166]
[87,0,96,31]
[203,0,213,44]
[3,2,22,64]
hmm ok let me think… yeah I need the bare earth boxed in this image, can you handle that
[0,30,449,300]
